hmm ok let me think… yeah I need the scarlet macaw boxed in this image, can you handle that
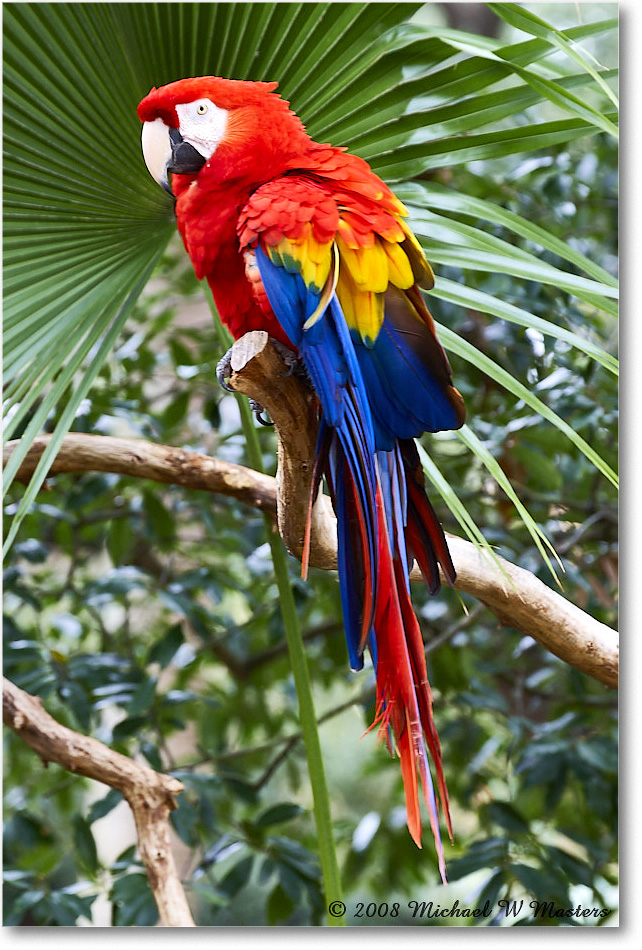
[138,77,465,881]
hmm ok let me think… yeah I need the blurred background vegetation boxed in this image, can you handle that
[3,2,617,927]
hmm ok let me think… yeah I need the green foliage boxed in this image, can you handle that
[3,1,617,928]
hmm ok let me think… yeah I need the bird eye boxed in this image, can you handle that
[196,103,208,115]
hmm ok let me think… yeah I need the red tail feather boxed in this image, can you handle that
[402,439,456,588]
[398,723,422,848]
[371,487,450,883]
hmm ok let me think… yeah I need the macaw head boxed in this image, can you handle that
[138,77,309,196]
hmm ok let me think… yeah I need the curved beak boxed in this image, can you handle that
[141,119,207,196]
[142,118,174,195]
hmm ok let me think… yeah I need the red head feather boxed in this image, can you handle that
[137,76,280,125]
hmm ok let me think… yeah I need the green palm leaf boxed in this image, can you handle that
[408,209,618,312]
[438,326,618,489]
[488,3,619,109]
[455,425,563,582]
[432,278,617,377]
[395,180,617,287]
[323,17,617,152]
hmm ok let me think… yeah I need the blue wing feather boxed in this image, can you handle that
[256,246,378,666]
[354,311,463,449]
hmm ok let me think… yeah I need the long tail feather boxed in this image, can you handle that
[401,439,456,588]
[370,484,449,883]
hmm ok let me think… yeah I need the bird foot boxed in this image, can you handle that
[249,399,273,426]
[216,349,234,392]
[270,339,311,386]
[216,337,309,425]
[217,338,309,392]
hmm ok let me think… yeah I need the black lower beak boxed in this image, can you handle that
[167,127,207,176]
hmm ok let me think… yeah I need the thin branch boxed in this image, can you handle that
[555,508,617,555]
[3,333,619,689]
[2,677,195,927]
[253,734,302,793]
[210,619,344,680]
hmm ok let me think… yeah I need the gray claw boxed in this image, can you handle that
[216,349,235,392]
[249,399,273,426]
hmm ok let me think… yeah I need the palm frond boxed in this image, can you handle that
[438,326,618,489]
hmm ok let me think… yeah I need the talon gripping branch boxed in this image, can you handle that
[138,77,465,882]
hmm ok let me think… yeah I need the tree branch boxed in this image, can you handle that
[2,677,195,927]
[4,431,276,516]
[3,332,618,688]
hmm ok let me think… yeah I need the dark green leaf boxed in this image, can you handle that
[107,516,135,566]
[14,539,49,563]
[147,623,185,669]
[218,855,254,897]
[266,883,296,924]
[126,676,157,716]
[87,789,124,825]
[447,838,509,881]
[72,815,99,874]
[484,802,530,834]
[3,888,47,926]
[254,802,304,829]
[511,863,568,903]
[160,390,190,429]
[142,491,175,544]
[111,716,150,742]
[111,873,159,927]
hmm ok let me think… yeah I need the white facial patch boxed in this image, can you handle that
[175,99,228,160]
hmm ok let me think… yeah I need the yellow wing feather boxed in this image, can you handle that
[267,226,332,293]
[336,255,385,346]
[264,210,433,346]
